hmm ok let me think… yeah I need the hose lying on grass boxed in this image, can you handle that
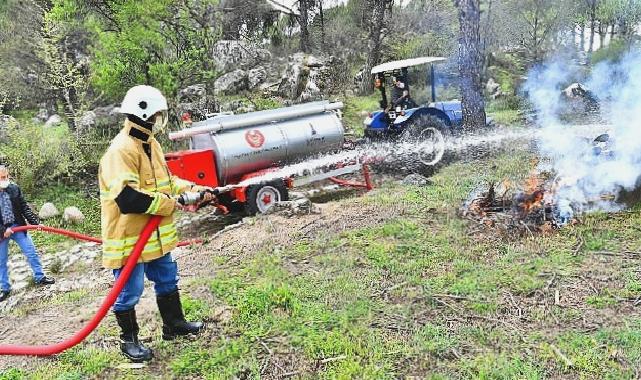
[0,216,201,356]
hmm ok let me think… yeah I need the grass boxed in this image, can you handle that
[6,146,641,379]
[342,94,379,135]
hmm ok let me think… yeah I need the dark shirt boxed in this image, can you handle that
[0,184,39,236]
[0,191,15,226]
[391,82,411,108]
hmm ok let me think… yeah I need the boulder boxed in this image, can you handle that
[560,83,599,113]
[63,206,85,224]
[486,78,500,95]
[402,174,432,187]
[39,203,60,219]
[211,40,272,73]
[277,53,337,102]
[35,108,49,123]
[76,111,96,131]
[265,198,321,216]
[44,114,62,128]
[214,69,249,96]
[0,115,17,139]
[248,66,268,90]
[77,105,121,131]
[177,84,217,120]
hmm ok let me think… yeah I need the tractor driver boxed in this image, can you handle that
[390,74,417,110]
[99,85,214,362]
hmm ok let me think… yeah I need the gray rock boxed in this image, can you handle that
[0,115,17,139]
[277,53,336,102]
[76,111,96,130]
[35,108,49,123]
[39,202,60,219]
[92,105,121,128]
[44,114,62,128]
[179,83,207,100]
[248,66,267,89]
[63,206,85,224]
[486,78,501,95]
[266,198,320,216]
[214,69,249,96]
[402,174,432,187]
[211,40,272,73]
[176,84,218,121]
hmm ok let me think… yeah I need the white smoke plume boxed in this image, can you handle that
[526,49,641,219]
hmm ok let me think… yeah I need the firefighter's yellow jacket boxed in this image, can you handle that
[98,120,195,269]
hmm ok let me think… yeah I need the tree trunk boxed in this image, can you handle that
[299,0,310,53]
[359,0,389,95]
[319,0,326,52]
[481,0,493,81]
[588,2,596,53]
[610,23,616,40]
[454,0,486,129]
[580,22,585,52]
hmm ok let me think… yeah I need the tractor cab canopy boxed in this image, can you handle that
[371,56,446,75]
[372,57,446,110]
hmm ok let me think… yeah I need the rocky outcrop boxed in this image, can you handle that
[211,40,272,73]
[214,69,250,96]
[176,84,218,120]
[277,53,338,102]
[44,114,62,128]
[77,105,121,131]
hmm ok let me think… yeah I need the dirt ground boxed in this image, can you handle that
[0,187,398,372]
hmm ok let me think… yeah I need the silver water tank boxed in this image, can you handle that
[187,104,344,184]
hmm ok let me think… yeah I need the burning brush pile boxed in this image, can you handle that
[461,171,558,236]
[461,167,616,236]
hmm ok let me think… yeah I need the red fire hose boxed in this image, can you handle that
[0,216,199,356]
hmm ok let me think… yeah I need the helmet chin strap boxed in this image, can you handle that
[127,114,154,132]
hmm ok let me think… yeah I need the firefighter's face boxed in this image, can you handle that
[150,111,169,134]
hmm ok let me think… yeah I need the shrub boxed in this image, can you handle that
[0,120,90,193]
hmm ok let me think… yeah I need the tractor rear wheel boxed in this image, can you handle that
[399,115,451,176]
[245,181,289,215]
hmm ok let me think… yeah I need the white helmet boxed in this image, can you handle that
[119,85,168,121]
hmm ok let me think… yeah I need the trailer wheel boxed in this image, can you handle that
[245,181,289,215]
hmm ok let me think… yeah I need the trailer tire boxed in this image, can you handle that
[245,181,289,215]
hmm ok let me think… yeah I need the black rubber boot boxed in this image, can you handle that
[114,309,153,362]
[157,290,204,340]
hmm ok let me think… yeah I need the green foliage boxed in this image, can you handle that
[0,368,25,380]
[0,121,89,193]
[48,0,221,101]
[591,39,632,65]
[342,95,379,135]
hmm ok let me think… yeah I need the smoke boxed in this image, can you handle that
[526,49,641,217]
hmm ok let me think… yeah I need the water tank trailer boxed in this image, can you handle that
[166,101,373,214]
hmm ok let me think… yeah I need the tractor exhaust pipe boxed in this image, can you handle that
[169,101,344,141]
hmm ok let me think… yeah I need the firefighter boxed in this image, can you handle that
[99,85,213,362]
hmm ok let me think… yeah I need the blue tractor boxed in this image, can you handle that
[364,57,463,142]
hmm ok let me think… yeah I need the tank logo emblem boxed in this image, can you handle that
[245,130,265,149]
